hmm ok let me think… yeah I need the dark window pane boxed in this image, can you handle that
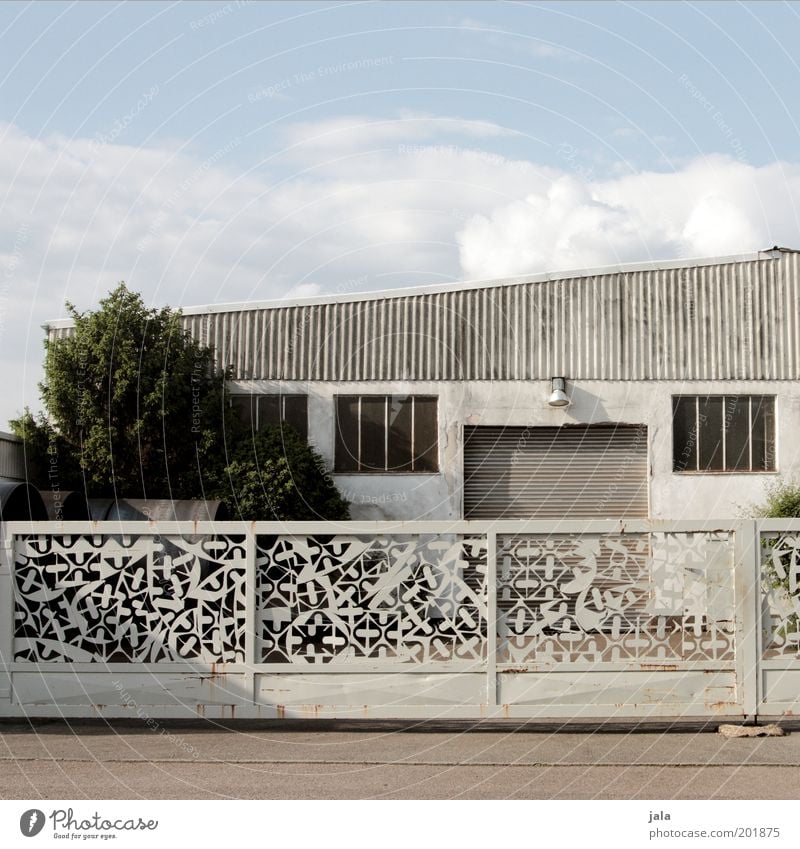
[752,396,776,471]
[698,396,723,471]
[387,396,413,471]
[413,397,438,472]
[360,397,386,471]
[231,395,257,431]
[724,396,750,471]
[259,395,281,427]
[283,396,308,439]
[334,396,359,472]
[672,397,698,472]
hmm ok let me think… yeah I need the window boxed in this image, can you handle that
[230,394,308,439]
[335,395,438,472]
[672,395,775,472]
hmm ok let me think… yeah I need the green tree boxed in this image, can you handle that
[14,283,231,499]
[9,410,84,493]
[12,282,350,520]
[217,424,350,521]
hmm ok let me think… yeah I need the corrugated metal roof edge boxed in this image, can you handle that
[43,247,788,329]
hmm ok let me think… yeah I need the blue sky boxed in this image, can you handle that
[3,0,800,424]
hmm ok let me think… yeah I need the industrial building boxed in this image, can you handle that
[46,247,800,521]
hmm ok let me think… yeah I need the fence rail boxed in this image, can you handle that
[0,519,796,720]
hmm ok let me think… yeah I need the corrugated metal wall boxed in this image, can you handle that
[0,433,26,481]
[50,254,800,381]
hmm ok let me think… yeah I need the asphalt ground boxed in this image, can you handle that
[0,720,799,799]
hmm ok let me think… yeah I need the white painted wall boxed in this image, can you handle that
[230,379,798,520]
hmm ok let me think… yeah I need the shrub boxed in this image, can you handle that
[215,424,350,521]
[754,479,800,646]
[753,479,800,518]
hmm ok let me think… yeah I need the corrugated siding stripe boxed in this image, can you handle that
[46,256,800,381]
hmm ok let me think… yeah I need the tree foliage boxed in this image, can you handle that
[753,479,800,519]
[11,282,349,520]
[9,410,84,493]
[219,424,350,521]
[23,283,230,498]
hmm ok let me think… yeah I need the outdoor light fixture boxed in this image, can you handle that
[547,377,570,407]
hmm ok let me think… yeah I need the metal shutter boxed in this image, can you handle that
[463,425,648,519]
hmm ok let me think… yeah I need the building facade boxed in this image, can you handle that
[0,432,25,483]
[47,248,800,520]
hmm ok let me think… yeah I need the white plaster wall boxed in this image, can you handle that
[230,379,800,521]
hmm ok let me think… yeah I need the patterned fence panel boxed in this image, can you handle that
[256,534,488,664]
[497,532,736,665]
[761,531,800,658]
[13,533,247,663]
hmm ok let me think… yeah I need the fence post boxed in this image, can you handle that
[486,530,497,711]
[0,532,14,707]
[734,520,760,721]
[244,527,257,706]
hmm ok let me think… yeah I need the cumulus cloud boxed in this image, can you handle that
[456,157,800,279]
[3,112,800,424]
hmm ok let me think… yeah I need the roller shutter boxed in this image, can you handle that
[463,425,648,519]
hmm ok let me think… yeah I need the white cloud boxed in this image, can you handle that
[456,157,800,279]
[3,114,800,426]
[276,110,514,158]
[611,126,639,140]
[458,17,582,61]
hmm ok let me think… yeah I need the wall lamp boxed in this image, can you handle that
[547,376,570,407]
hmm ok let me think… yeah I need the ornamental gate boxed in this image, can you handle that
[0,519,797,720]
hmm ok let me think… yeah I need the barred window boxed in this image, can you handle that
[335,395,438,472]
[230,394,308,439]
[672,395,775,472]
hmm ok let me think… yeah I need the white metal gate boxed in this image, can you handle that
[0,518,791,721]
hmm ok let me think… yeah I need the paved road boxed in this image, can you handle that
[0,721,798,799]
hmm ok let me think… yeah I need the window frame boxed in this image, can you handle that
[229,392,308,439]
[333,394,439,474]
[671,394,777,474]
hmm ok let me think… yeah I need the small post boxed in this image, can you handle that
[0,532,15,705]
[244,527,257,706]
[734,520,760,720]
[486,530,497,710]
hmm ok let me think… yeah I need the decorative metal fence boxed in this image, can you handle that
[0,519,796,720]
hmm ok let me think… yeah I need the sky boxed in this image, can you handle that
[3,0,800,426]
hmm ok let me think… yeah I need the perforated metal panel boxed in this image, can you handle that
[463,425,649,519]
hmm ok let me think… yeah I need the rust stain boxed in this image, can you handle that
[502,704,510,718]
[276,704,285,719]
[707,701,734,712]
[500,667,529,674]
[362,705,370,718]
[640,663,678,672]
